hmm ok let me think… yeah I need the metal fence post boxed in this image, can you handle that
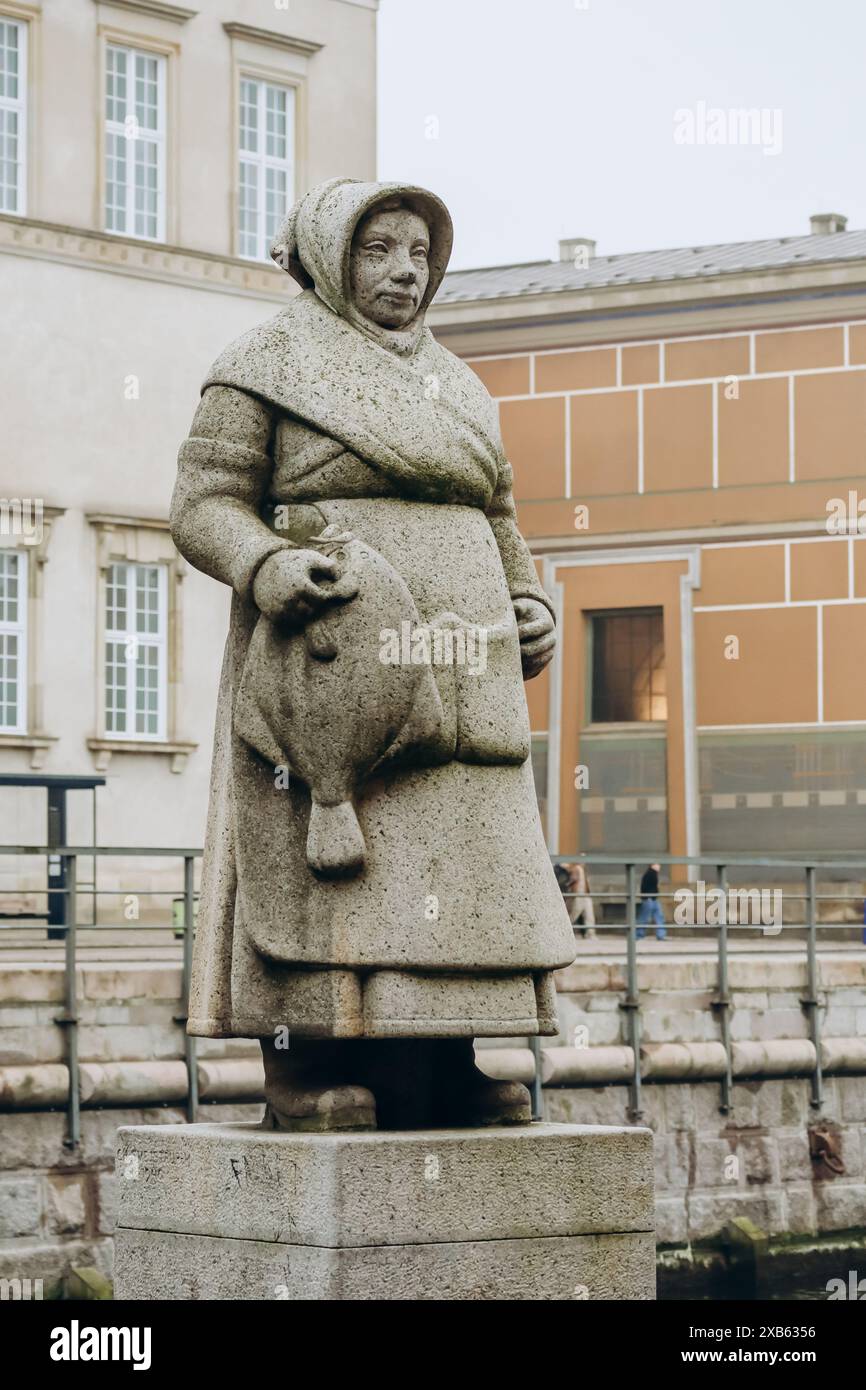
[622,862,643,1123]
[56,853,80,1149]
[713,864,733,1115]
[803,864,823,1110]
[180,854,199,1123]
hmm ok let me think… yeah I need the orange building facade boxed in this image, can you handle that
[430,219,866,861]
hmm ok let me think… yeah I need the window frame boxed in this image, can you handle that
[103,40,167,243]
[103,559,168,743]
[0,13,27,216]
[236,71,296,262]
[0,548,28,734]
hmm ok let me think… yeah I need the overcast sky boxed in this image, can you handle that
[377,0,866,271]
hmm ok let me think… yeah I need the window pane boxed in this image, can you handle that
[133,139,159,238]
[0,633,18,728]
[239,79,258,153]
[105,45,163,240]
[134,52,159,131]
[265,84,287,159]
[580,734,668,854]
[105,564,128,632]
[135,644,159,735]
[700,732,866,854]
[264,165,287,258]
[135,565,160,635]
[105,640,128,733]
[238,79,293,261]
[0,21,22,213]
[0,20,20,102]
[106,46,127,124]
[105,132,127,232]
[591,609,666,723]
[238,160,258,259]
[0,552,20,623]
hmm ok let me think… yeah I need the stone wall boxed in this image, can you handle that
[546,1077,866,1249]
[550,952,866,1049]
[2,953,865,1294]
[0,1102,263,1297]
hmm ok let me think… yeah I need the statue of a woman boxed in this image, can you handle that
[170,178,574,1131]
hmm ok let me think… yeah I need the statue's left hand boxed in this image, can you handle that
[514,598,555,679]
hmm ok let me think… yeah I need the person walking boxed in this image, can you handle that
[568,862,596,940]
[636,862,666,940]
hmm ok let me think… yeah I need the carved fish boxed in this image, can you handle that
[234,529,446,878]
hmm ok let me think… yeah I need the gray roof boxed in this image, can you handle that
[436,228,866,305]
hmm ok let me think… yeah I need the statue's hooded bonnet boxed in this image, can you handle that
[271,176,453,355]
[203,178,504,506]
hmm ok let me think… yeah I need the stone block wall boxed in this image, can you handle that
[546,1076,866,1249]
[2,953,865,1292]
[0,1103,263,1295]
[552,953,866,1049]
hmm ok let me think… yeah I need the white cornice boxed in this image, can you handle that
[87,513,170,531]
[92,0,199,23]
[527,518,840,557]
[0,215,295,304]
[222,22,323,57]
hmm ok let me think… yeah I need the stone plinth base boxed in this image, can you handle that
[114,1121,655,1301]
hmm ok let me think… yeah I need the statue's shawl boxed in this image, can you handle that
[203,177,505,508]
[204,295,503,506]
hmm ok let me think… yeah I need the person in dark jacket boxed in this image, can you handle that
[636,862,666,940]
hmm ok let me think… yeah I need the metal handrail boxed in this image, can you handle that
[2,845,864,1142]
[0,845,203,1144]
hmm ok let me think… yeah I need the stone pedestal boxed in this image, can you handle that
[114,1121,655,1300]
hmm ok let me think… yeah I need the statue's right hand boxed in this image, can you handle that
[253,548,355,625]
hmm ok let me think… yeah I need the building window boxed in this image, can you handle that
[104,562,167,739]
[104,44,166,241]
[0,550,27,732]
[0,17,26,214]
[238,76,295,260]
[590,608,666,723]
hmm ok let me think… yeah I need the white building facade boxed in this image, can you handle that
[0,0,378,917]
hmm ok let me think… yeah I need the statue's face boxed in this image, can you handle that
[349,207,430,329]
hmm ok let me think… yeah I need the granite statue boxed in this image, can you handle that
[170,178,575,1132]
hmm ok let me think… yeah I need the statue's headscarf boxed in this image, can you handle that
[270,178,454,357]
[200,179,502,506]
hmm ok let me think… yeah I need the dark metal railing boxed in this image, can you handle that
[552,852,866,1123]
[0,845,864,1141]
[0,844,202,1144]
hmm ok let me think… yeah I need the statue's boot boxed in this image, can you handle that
[260,1036,376,1132]
[431,1038,532,1127]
